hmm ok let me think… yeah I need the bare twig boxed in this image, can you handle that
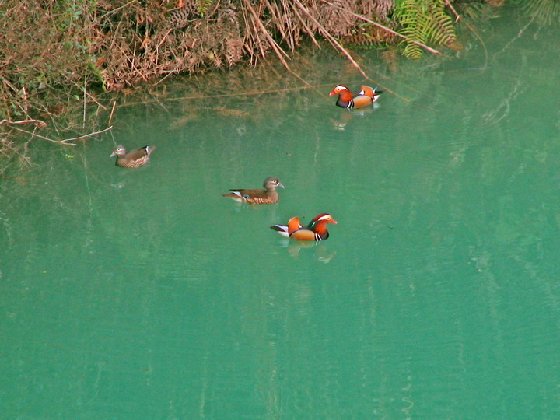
[495,14,535,57]
[99,0,138,19]
[10,126,68,145]
[153,71,178,87]
[242,0,311,87]
[8,125,113,146]
[293,0,369,79]
[0,119,47,128]
[243,0,290,65]
[86,92,107,110]
[108,101,117,125]
[445,0,461,22]
[61,126,113,144]
[82,78,87,129]
[288,0,320,48]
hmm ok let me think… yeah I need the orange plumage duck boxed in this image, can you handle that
[223,177,284,205]
[271,213,338,241]
[329,85,382,109]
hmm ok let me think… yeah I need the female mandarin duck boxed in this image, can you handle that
[271,213,338,241]
[111,145,156,168]
[223,177,284,205]
[329,85,382,109]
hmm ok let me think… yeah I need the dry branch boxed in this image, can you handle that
[243,0,290,67]
[61,126,114,144]
[445,0,461,22]
[8,125,113,146]
[293,0,369,79]
[0,119,47,128]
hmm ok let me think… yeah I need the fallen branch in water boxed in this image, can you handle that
[108,101,117,125]
[61,126,113,144]
[10,125,66,145]
[0,119,47,128]
[9,125,113,146]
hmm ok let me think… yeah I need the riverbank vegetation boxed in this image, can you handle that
[0,0,510,166]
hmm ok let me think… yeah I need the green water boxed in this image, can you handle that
[2,5,560,418]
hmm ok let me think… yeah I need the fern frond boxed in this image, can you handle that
[395,0,456,59]
[519,0,560,27]
[403,43,422,59]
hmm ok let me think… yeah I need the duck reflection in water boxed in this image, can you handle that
[271,213,338,263]
[329,84,382,131]
[283,240,337,264]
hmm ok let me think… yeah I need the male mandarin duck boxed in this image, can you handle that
[329,85,382,109]
[223,177,284,205]
[271,213,338,241]
[110,145,156,168]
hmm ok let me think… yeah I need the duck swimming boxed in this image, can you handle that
[223,177,284,205]
[271,213,338,241]
[329,85,382,109]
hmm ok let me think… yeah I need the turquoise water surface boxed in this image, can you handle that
[2,4,560,418]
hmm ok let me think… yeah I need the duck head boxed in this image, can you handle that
[263,177,285,191]
[110,145,126,158]
[309,213,337,239]
[329,85,353,99]
[311,213,338,225]
[329,85,355,108]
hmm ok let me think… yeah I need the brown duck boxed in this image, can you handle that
[110,145,156,168]
[223,177,284,205]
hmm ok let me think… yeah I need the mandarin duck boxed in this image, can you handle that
[110,145,156,168]
[223,177,284,205]
[271,213,338,241]
[329,85,382,109]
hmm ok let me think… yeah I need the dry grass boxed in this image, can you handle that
[0,0,438,162]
